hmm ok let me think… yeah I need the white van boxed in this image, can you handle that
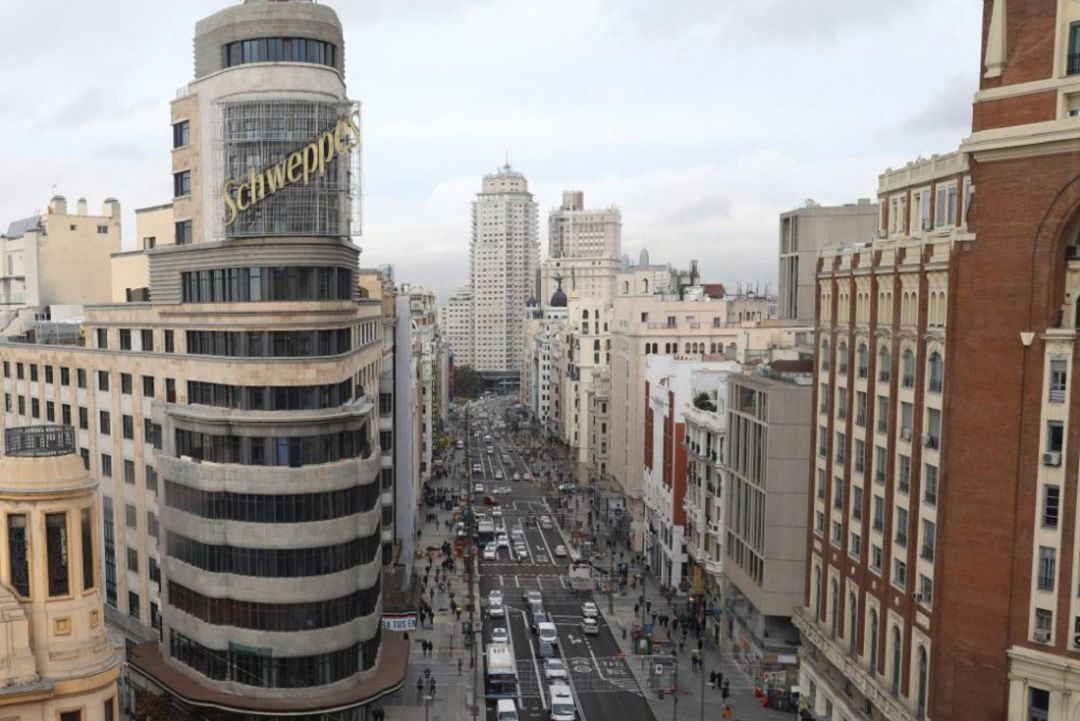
[496,699,519,721]
[549,684,576,721]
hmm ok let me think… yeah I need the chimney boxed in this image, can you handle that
[103,198,121,219]
[563,191,584,211]
[49,195,67,215]
[76,198,88,215]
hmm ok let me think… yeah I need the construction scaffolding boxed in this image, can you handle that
[212,98,362,240]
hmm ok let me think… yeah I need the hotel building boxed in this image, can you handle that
[0,1,404,718]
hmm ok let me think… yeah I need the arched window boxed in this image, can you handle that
[685,343,691,354]
[891,626,902,696]
[642,279,649,294]
[583,309,589,319]
[878,346,891,382]
[623,281,629,294]
[902,349,915,387]
[916,645,928,719]
[869,609,879,673]
[645,344,651,355]
[830,579,839,638]
[857,343,869,378]
[838,342,848,373]
[822,339,831,370]
[928,352,943,393]
[849,593,858,655]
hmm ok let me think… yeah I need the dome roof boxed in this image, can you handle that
[549,287,568,307]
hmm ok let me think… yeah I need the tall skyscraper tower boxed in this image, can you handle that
[469,164,539,375]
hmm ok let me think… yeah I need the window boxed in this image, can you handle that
[1043,485,1061,528]
[1,361,7,377]
[873,496,884,531]
[165,329,175,352]
[831,521,843,545]
[893,558,907,589]
[850,532,862,560]
[121,373,132,394]
[78,407,88,430]
[77,368,86,388]
[852,486,864,521]
[935,182,958,227]
[31,398,39,419]
[895,506,908,546]
[815,511,825,535]
[857,343,868,377]
[124,459,135,484]
[61,366,70,385]
[7,514,29,596]
[143,375,155,397]
[836,432,846,464]
[175,220,192,245]
[1070,22,1080,75]
[902,349,915,387]
[101,453,112,478]
[173,119,190,148]
[1038,546,1056,590]
[119,329,131,351]
[29,364,37,382]
[1050,359,1068,403]
[105,698,115,721]
[1029,686,1050,721]
[129,590,140,620]
[17,396,24,415]
[146,465,158,492]
[854,439,865,473]
[46,400,54,422]
[147,512,159,539]
[44,365,53,383]
[1047,421,1065,453]
[60,711,82,721]
[871,544,883,572]
[1035,608,1053,640]
[816,469,826,499]
[126,503,137,529]
[141,329,154,352]
[98,371,109,391]
[127,547,139,573]
[99,411,111,435]
[833,476,844,510]
[122,415,134,439]
[928,352,943,393]
[173,170,191,197]
[856,391,867,425]
[898,454,911,493]
[877,396,889,433]
[150,557,161,587]
[81,507,95,590]
[96,328,108,349]
[46,512,70,596]
[921,520,936,561]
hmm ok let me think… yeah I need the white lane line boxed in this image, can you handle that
[587,642,607,681]
[514,574,520,588]
[523,607,548,710]
[498,574,504,587]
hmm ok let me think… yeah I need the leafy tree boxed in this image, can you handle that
[693,391,717,412]
[454,365,483,398]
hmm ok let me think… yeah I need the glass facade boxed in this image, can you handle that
[182,266,354,303]
[187,379,354,410]
[174,428,370,466]
[45,512,70,596]
[185,328,352,357]
[165,481,379,523]
[6,514,29,596]
[222,37,337,70]
[166,530,380,577]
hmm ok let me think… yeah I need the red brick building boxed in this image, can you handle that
[797,2,1080,720]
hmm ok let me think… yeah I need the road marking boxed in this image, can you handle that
[514,575,520,588]
[521,608,548,710]
[587,644,607,680]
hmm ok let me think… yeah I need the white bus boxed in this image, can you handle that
[485,644,518,698]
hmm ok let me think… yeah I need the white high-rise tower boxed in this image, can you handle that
[469,164,539,374]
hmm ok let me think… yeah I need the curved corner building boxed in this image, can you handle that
[102,0,397,717]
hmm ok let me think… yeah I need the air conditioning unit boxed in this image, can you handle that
[1034,629,1051,643]
[900,429,912,442]
[1044,451,1062,467]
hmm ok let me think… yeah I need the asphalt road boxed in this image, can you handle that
[451,396,656,721]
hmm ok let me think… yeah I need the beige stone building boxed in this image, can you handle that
[0,2,405,719]
[0,425,121,721]
[110,204,176,303]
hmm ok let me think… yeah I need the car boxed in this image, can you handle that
[474,483,485,493]
[523,472,533,482]
[549,684,576,721]
[514,545,529,561]
[537,622,558,645]
[512,473,521,481]
[472,464,482,475]
[510,528,526,541]
[539,516,554,530]
[494,470,504,480]
[487,446,495,455]
[483,544,497,560]
[456,440,464,449]
[489,603,505,619]
[496,533,510,549]
[558,483,576,492]
[554,544,568,557]
[581,601,599,618]
[491,627,509,645]
[537,639,556,659]
[581,617,599,635]
[489,590,503,607]
[482,495,500,506]
[543,658,568,681]
[523,589,543,605]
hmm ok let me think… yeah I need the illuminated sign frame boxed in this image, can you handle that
[222,110,361,226]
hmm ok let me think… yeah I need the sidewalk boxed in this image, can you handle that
[380,485,479,721]
[561,495,792,721]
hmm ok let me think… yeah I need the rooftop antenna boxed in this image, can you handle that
[504,149,511,170]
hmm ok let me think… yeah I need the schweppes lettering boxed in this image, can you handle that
[222,110,361,227]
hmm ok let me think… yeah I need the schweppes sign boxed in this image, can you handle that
[222,110,361,227]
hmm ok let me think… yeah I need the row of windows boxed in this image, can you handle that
[175,428,369,467]
[168,577,380,632]
[5,509,94,598]
[181,266,354,304]
[166,529,380,577]
[93,327,169,352]
[222,37,337,69]
[185,328,352,357]
[169,628,379,689]
[187,379,355,411]
[164,480,379,523]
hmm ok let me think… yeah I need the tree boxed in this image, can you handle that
[693,392,717,412]
[454,365,483,398]
[135,691,179,721]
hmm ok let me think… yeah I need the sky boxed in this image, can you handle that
[0,0,982,302]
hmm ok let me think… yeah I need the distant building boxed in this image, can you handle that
[777,199,878,325]
[110,203,176,303]
[440,286,474,368]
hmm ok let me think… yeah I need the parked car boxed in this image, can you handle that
[483,543,497,560]
[491,627,509,645]
[581,617,599,635]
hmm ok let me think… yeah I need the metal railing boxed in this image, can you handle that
[5,425,75,457]
[1069,52,1080,75]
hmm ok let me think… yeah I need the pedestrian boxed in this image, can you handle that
[417,677,424,695]
[709,670,717,688]
[646,600,653,614]
[722,679,730,700]
[428,677,437,696]
[651,611,658,625]
[458,657,463,675]
[634,603,639,615]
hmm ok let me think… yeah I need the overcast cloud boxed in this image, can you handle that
[0,0,981,301]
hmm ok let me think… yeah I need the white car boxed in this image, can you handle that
[540,516,554,530]
[514,545,529,561]
[491,627,509,645]
[489,603,505,619]
[544,658,568,681]
[581,601,599,618]
[499,486,513,494]
[581,617,599,635]
[510,528,526,542]
[537,621,558,645]
[474,483,485,493]
[523,590,543,605]
[492,508,503,518]
[554,544,568,558]
[489,590,503,607]
[483,544,497,560]
[512,473,521,481]
[496,533,511,549]
[494,470,504,480]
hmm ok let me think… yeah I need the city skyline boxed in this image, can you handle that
[0,0,979,301]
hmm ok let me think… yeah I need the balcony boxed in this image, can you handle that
[901,374,914,388]
[857,366,869,379]
[928,378,943,393]
[879,370,891,383]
